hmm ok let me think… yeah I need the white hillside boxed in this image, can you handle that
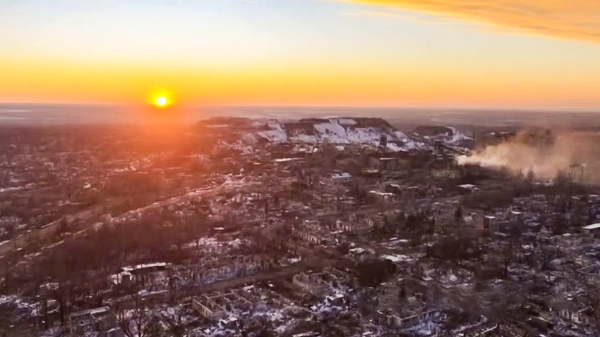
[255,118,424,152]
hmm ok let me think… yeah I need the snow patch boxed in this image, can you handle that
[289,134,319,143]
[448,127,473,144]
[315,121,347,139]
[257,124,288,142]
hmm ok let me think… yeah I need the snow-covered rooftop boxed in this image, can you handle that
[583,223,600,230]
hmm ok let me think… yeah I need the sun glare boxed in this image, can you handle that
[155,96,168,107]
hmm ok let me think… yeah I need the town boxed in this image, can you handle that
[1,117,600,337]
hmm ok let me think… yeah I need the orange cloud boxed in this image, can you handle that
[340,0,600,43]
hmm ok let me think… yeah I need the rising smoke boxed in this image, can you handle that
[457,130,600,184]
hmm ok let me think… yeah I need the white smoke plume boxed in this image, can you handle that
[457,130,600,184]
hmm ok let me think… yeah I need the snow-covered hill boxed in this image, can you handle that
[196,117,474,153]
[255,118,423,152]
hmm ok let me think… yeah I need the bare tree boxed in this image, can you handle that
[117,296,151,337]
[0,251,16,293]
[502,241,515,278]
[162,296,186,337]
[47,282,71,326]
[538,247,561,271]
[583,283,600,332]
[484,284,525,327]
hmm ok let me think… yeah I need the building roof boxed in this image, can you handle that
[332,172,352,179]
[583,223,600,230]
[121,262,167,272]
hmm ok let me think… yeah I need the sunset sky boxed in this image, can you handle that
[2,0,600,109]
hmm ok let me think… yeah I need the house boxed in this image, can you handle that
[69,306,124,337]
[112,262,170,288]
[557,308,590,326]
[368,190,396,203]
[348,247,375,260]
[293,220,329,244]
[458,184,477,192]
[293,270,345,297]
[293,229,320,244]
[194,255,275,284]
[375,310,444,330]
[335,219,373,233]
[582,223,600,236]
[192,289,254,321]
[193,295,228,321]
[293,273,330,297]
[331,172,352,182]
[483,215,497,233]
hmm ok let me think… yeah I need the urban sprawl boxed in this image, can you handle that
[0,117,599,337]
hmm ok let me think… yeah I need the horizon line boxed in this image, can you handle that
[1,102,600,113]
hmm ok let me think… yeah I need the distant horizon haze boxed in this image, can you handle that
[1,103,600,128]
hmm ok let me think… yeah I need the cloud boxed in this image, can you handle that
[342,10,452,24]
[338,0,600,43]
[342,10,404,18]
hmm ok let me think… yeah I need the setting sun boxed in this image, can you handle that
[155,96,168,107]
